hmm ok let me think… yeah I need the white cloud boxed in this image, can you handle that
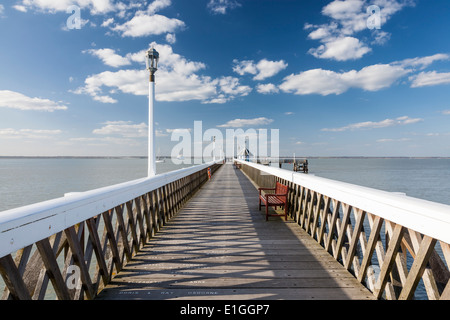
[83,48,131,68]
[13,5,27,12]
[396,53,450,70]
[322,116,423,132]
[207,0,241,14]
[410,71,450,88]
[322,0,414,34]
[114,1,146,18]
[233,59,288,80]
[112,13,185,37]
[377,138,411,143]
[17,0,184,41]
[93,94,118,104]
[0,90,68,112]
[442,110,450,115]
[155,129,168,137]
[371,30,391,45]
[308,36,371,61]
[147,0,172,14]
[165,33,176,44]
[73,69,145,103]
[0,4,5,15]
[217,117,274,128]
[101,17,114,27]
[17,0,117,15]
[75,43,251,104]
[321,0,367,35]
[232,60,257,76]
[0,128,62,139]
[108,0,182,38]
[343,64,411,90]
[306,0,415,61]
[166,128,192,133]
[256,83,279,94]
[253,59,288,80]
[307,25,335,40]
[93,121,147,138]
[216,76,252,97]
[279,53,447,96]
[281,69,346,96]
[70,136,142,147]
[279,64,410,96]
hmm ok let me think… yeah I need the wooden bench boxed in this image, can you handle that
[258,182,289,221]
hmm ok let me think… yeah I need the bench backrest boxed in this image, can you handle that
[275,182,288,196]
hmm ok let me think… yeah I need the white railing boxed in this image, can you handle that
[235,159,450,300]
[0,160,223,300]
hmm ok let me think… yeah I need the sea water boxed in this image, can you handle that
[1,157,448,212]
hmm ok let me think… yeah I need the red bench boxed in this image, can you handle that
[258,182,289,221]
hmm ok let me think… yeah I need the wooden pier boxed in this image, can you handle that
[95,164,373,300]
[2,159,450,301]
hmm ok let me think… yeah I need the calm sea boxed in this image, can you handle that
[0,157,449,212]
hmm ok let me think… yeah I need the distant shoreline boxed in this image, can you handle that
[1,156,449,160]
[0,156,148,159]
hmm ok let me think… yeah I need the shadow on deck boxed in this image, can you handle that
[95,164,374,300]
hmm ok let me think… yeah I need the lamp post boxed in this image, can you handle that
[145,48,159,177]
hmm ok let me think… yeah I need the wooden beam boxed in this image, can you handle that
[345,209,366,271]
[0,255,31,300]
[325,200,340,254]
[373,224,404,299]
[64,226,95,300]
[102,210,123,273]
[86,217,110,287]
[36,238,72,300]
[398,235,437,300]
[334,204,352,261]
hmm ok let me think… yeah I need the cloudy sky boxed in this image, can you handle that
[0,0,449,157]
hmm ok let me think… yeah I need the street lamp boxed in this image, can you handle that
[146,48,159,177]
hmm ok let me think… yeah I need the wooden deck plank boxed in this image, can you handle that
[97,287,373,300]
[95,164,374,300]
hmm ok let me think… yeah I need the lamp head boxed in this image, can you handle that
[146,48,159,74]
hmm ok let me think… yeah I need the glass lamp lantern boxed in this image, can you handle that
[146,48,159,77]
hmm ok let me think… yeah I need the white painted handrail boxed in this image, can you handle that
[235,159,450,244]
[0,160,222,258]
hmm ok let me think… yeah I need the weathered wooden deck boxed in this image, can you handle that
[96,164,374,300]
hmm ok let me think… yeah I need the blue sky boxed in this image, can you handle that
[0,0,449,157]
